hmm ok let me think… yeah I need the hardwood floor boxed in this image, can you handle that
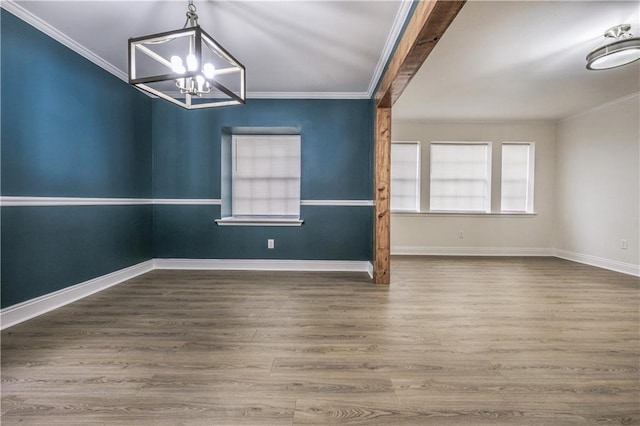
[2,257,639,425]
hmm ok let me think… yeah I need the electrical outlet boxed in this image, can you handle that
[268,239,275,249]
[458,230,464,240]
[621,239,628,250]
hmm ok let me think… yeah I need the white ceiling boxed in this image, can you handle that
[394,0,640,122]
[4,0,639,121]
[4,0,411,98]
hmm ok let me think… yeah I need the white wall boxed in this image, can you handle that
[555,94,640,275]
[391,121,556,255]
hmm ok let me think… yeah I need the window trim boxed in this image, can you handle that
[389,140,536,216]
[215,217,304,226]
[218,131,304,227]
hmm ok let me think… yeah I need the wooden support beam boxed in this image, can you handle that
[374,107,391,284]
[373,0,466,284]
[375,0,466,107]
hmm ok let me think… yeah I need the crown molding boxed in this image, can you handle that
[1,0,128,82]
[126,91,370,101]
[247,92,369,100]
[558,92,640,123]
[366,0,413,98]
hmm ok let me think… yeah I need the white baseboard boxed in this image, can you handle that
[1,259,374,329]
[4,249,634,330]
[154,258,374,276]
[392,246,639,277]
[392,246,553,257]
[0,260,155,330]
[554,249,640,277]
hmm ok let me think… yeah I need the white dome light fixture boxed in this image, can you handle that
[586,24,640,70]
[128,0,245,109]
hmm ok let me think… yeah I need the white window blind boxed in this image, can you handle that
[501,143,533,212]
[391,142,420,211]
[232,135,301,218]
[430,143,491,212]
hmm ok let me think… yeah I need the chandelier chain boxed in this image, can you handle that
[184,0,199,28]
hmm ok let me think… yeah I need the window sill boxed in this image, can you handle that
[391,211,537,218]
[215,217,304,227]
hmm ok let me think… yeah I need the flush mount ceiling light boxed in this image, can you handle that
[128,0,245,109]
[586,24,640,70]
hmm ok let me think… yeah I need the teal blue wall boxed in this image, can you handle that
[154,206,371,260]
[152,99,373,261]
[152,99,373,200]
[1,10,153,308]
[1,206,152,306]
[1,11,152,198]
[1,10,375,309]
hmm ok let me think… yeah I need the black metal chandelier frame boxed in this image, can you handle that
[128,1,246,109]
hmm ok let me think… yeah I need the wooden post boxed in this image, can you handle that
[372,0,466,284]
[374,107,391,284]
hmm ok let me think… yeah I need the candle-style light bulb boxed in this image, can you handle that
[196,75,205,93]
[170,56,186,74]
[203,63,216,79]
[186,54,198,71]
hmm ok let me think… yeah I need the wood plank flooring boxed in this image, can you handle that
[2,257,639,425]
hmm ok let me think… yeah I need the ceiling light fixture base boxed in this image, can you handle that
[586,24,640,71]
[604,24,631,39]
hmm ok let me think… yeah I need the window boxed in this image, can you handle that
[217,133,302,226]
[430,143,491,212]
[391,142,420,211]
[501,143,534,212]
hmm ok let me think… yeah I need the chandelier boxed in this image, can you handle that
[128,0,245,109]
[586,24,640,70]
